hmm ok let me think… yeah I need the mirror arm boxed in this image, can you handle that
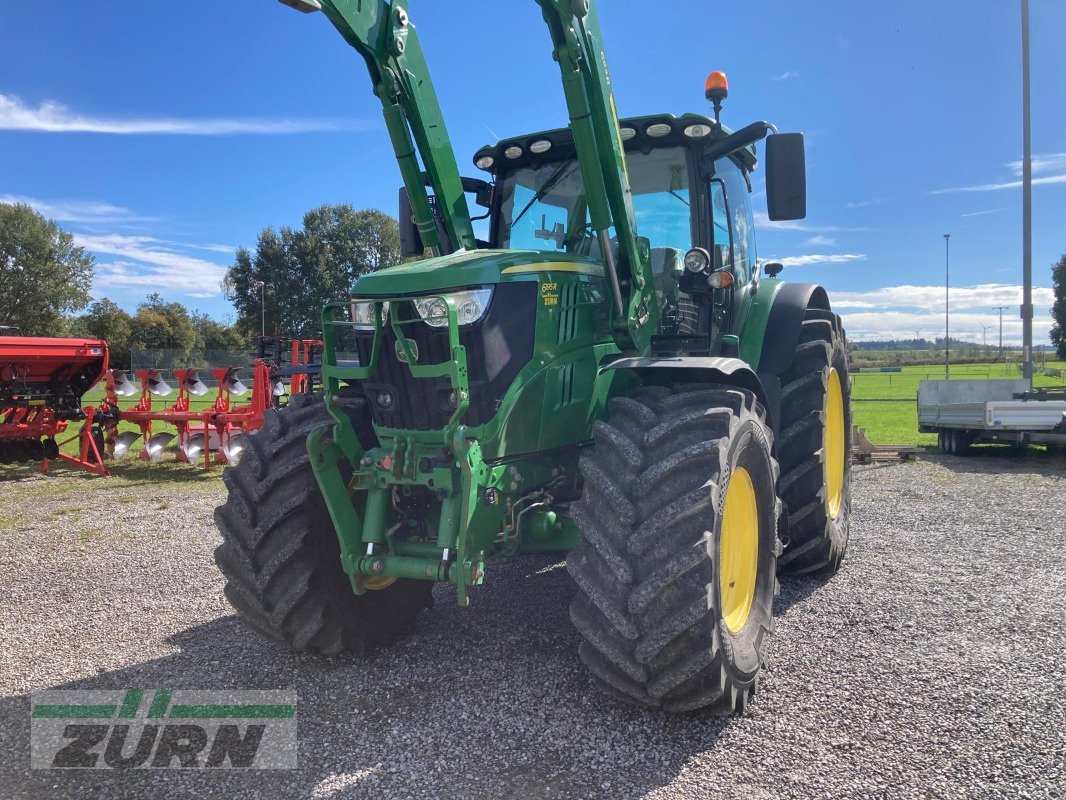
[704,121,778,162]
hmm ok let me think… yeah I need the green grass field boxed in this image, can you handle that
[851,361,1066,445]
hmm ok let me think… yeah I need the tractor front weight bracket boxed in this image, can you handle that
[311,297,490,604]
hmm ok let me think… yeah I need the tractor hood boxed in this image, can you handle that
[352,249,603,296]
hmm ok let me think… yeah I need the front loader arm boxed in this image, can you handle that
[534,0,656,351]
[286,0,476,255]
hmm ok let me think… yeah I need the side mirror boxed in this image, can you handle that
[765,133,806,221]
[460,176,494,209]
[398,187,423,258]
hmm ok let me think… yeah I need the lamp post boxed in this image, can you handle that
[944,233,950,379]
[1021,0,1034,386]
[255,280,266,338]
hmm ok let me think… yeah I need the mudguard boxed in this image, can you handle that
[601,356,771,427]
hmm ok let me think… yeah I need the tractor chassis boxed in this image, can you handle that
[309,297,578,605]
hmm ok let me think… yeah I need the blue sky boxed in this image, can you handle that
[2,0,1063,344]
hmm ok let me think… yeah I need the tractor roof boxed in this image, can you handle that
[473,113,759,175]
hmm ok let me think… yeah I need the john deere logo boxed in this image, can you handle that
[30,690,296,769]
[395,339,418,363]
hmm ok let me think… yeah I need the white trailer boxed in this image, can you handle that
[917,379,1066,454]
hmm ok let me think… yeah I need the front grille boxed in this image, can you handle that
[353,282,536,430]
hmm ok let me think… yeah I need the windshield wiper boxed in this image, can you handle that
[511,161,577,227]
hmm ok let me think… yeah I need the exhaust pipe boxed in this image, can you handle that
[111,370,139,397]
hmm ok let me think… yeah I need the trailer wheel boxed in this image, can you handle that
[776,309,852,576]
[568,384,780,713]
[213,393,433,655]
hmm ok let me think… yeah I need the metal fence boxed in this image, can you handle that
[130,348,253,373]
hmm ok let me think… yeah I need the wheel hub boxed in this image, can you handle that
[824,368,846,519]
[719,466,759,634]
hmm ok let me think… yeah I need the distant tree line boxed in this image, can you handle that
[224,204,400,339]
[65,293,248,369]
[0,201,400,368]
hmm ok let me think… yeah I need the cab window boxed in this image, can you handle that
[713,157,756,285]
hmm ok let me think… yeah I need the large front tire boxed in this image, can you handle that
[568,385,780,714]
[776,309,853,576]
[213,394,433,655]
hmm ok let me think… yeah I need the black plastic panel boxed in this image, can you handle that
[353,282,536,430]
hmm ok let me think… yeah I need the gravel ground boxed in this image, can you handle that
[0,451,1063,799]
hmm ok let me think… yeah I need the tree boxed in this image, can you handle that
[129,293,199,361]
[0,203,94,335]
[224,205,399,339]
[1051,251,1066,360]
[191,311,247,352]
[79,298,133,368]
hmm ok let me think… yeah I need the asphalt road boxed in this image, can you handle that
[1,451,1063,799]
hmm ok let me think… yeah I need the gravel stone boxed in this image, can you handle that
[0,452,1063,799]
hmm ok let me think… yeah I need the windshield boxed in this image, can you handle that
[496,146,698,335]
[496,147,692,257]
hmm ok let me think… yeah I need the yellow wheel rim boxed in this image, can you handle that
[361,575,398,591]
[824,367,846,519]
[719,466,759,634]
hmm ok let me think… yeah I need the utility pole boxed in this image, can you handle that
[993,305,1008,355]
[1021,0,1034,386]
[981,323,992,349]
[256,280,266,338]
[944,233,951,379]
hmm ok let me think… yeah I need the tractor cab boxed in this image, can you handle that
[473,113,763,354]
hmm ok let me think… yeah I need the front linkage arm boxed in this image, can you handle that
[283,0,476,255]
[535,0,657,352]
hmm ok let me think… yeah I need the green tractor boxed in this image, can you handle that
[215,0,852,713]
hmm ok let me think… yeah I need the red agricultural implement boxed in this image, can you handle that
[0,336,111,475]
[104,337,324,469]
[110,361,272,469]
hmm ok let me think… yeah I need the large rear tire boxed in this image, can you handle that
[776,308,853,576]
[213,393,433,655]
[568,384,780,713]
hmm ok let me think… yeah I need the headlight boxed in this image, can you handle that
[684,247,711,273]
[414,288,493,328]
[351,300,388,330]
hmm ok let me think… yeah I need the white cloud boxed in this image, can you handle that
[800,235,837,247]
[0,92,371,135]
[843,309,1051,344]
[772,71,799,81]
[775,253,866,267]
[960,208,1008,218]
[1007,152,1066,176]
[832,283,1054,313]
[930,173,1066,194]
[846,198,885,209]
[752,211,868,233]
[0,193,153,224]
[933,151,1066,194]
[75,233,228,295]
[833,283,1055,344]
